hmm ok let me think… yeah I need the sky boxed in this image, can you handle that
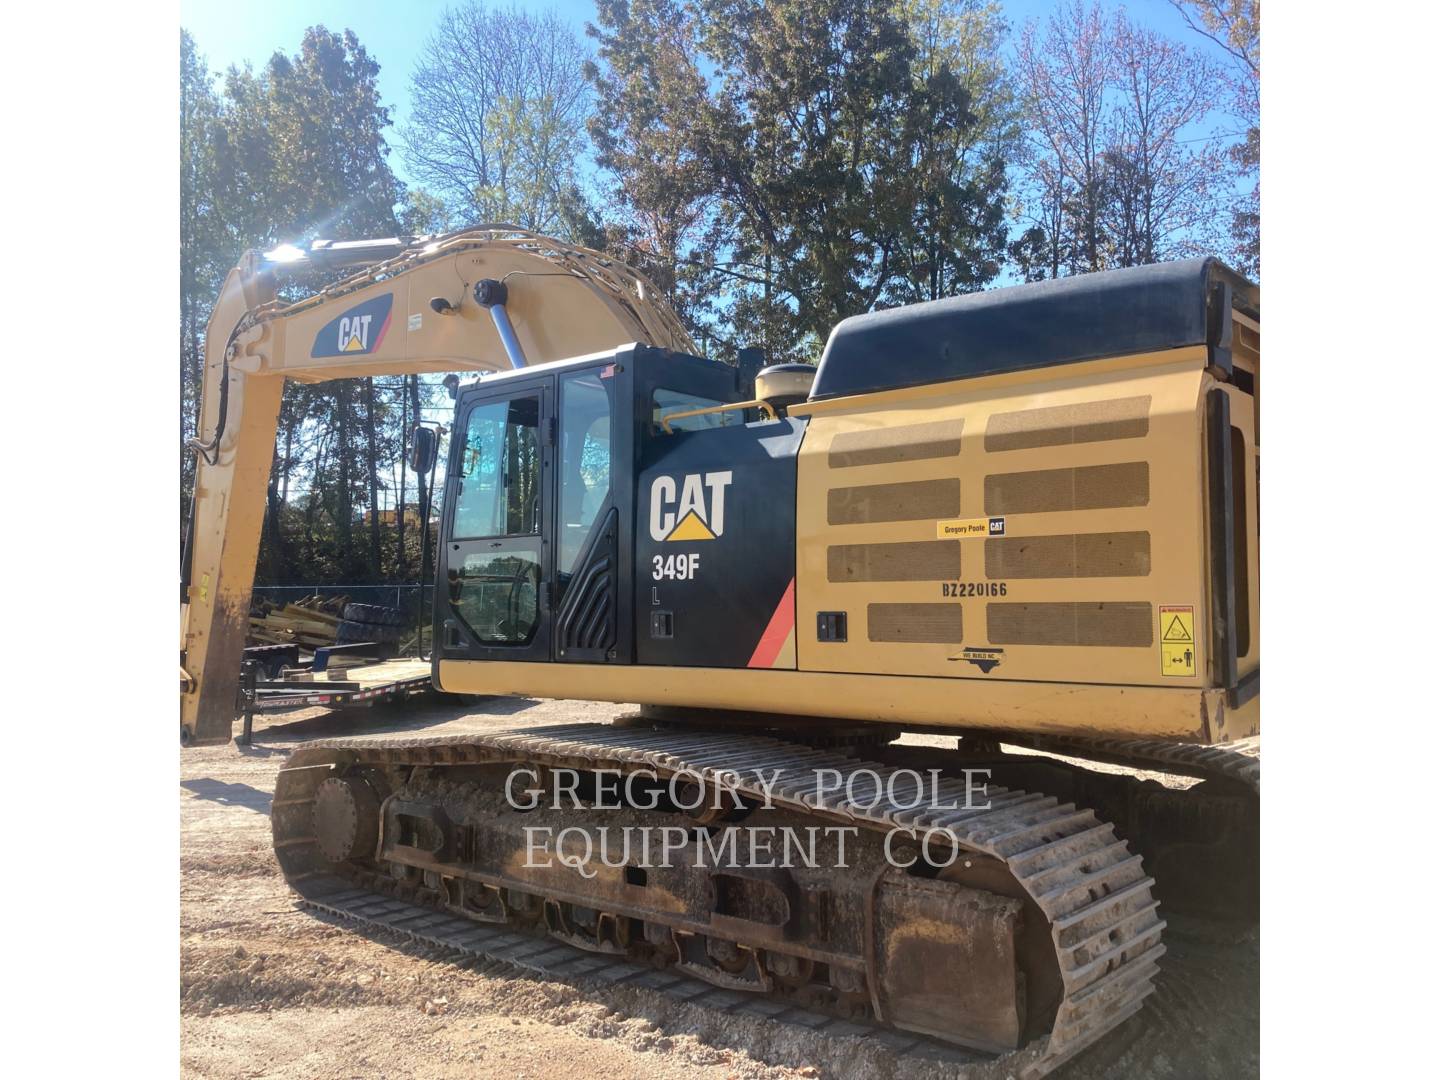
[180,0,1241,191]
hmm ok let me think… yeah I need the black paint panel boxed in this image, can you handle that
[637,419,806,668]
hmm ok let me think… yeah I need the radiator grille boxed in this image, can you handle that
[986,602,1153,647]
[828,419,965,469]
[985,531,1151,579]
[985,396,1150,452]
[828,540,961,582]
[827,478,960,525]
[868,603,965,643]
[985,462,1150,515]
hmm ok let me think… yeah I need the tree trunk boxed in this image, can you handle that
[336,385,354,575]
[409,375,424,582]
[396,375,409,581]
[363,376,383,580]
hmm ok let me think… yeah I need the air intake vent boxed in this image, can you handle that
[828,540,961,582]
[827,478,960,525]
[985,532,1151,579]
[868,603,965,643]
[987,602,1153,647]
[985,462,1150,515]
[828,419,964,469]
[985,396,1151,452]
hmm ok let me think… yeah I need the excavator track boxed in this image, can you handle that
[273,725,1165,1077]
[985,733,1260,793]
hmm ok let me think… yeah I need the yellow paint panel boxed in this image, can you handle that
[796,348,1213,689]
[438,660,1221,741]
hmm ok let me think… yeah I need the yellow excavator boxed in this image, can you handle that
[182,226,1258,1076]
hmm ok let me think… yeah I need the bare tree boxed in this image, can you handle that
[402,2,592,234]
[1013,0,1228,276]
[1103,11,1225,265]
[1014,0,1112,275]
[1170,0,1258,276]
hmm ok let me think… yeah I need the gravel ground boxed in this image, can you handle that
[180,694,1258,1079]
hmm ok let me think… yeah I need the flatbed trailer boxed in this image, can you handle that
[236,653,434,743]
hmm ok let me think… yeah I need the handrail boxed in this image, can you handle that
[659,399,776,434]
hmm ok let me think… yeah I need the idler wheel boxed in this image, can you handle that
[312,775,381,863]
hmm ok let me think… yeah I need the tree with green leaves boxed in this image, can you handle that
[214,27,407,584]
[889,1,1016,303]
[182,25,428,587]
[587,0,1013,362]
[216,27,402,244]
[180,30,227,505]
[586,0,720,330]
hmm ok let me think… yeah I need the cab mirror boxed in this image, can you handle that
[409,425,439,476]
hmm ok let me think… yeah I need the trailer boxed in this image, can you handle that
[235,646,434,745]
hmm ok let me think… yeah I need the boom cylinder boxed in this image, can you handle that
[473,278,527,368]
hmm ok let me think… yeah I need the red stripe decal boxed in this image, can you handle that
[371,307,394,352]
[748,578,796,668]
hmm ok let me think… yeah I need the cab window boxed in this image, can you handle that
[452,396,540,539]
[449,393,542,646]
[559,372,613,577]
[652,388,740,433]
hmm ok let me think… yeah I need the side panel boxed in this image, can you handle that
[636,419,805,668]
[794,349,1211,688]
[436,660,1221,741]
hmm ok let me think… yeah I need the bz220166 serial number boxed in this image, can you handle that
[941,581,1007,597]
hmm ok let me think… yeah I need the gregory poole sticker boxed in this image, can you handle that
[936,516,1005,539]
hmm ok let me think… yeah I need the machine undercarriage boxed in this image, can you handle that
[267,721,1251,1076]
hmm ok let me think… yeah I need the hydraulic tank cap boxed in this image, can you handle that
[755,363,816,413]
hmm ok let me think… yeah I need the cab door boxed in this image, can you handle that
[439,379,554,662]
[553,366,621,663]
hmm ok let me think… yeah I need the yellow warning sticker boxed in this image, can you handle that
[1159,605,1196,677]
[937,516,1006,539]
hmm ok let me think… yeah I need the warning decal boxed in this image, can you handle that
[1159,605,1196,677]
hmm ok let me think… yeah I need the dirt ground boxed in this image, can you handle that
[180,694,1258,1079]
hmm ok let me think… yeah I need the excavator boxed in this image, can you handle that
[181,226,1259,1076]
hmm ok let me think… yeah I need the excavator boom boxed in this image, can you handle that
[181,226,692,745]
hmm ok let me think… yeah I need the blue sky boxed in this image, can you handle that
[180,0,1242,191]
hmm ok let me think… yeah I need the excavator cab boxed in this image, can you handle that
[433,344,786,675]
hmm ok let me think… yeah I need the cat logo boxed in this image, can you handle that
[310,293,394,358]
[649,471,732,541]
[339,314,374,352]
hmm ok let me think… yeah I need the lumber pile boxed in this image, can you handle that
[246,594,347,649]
